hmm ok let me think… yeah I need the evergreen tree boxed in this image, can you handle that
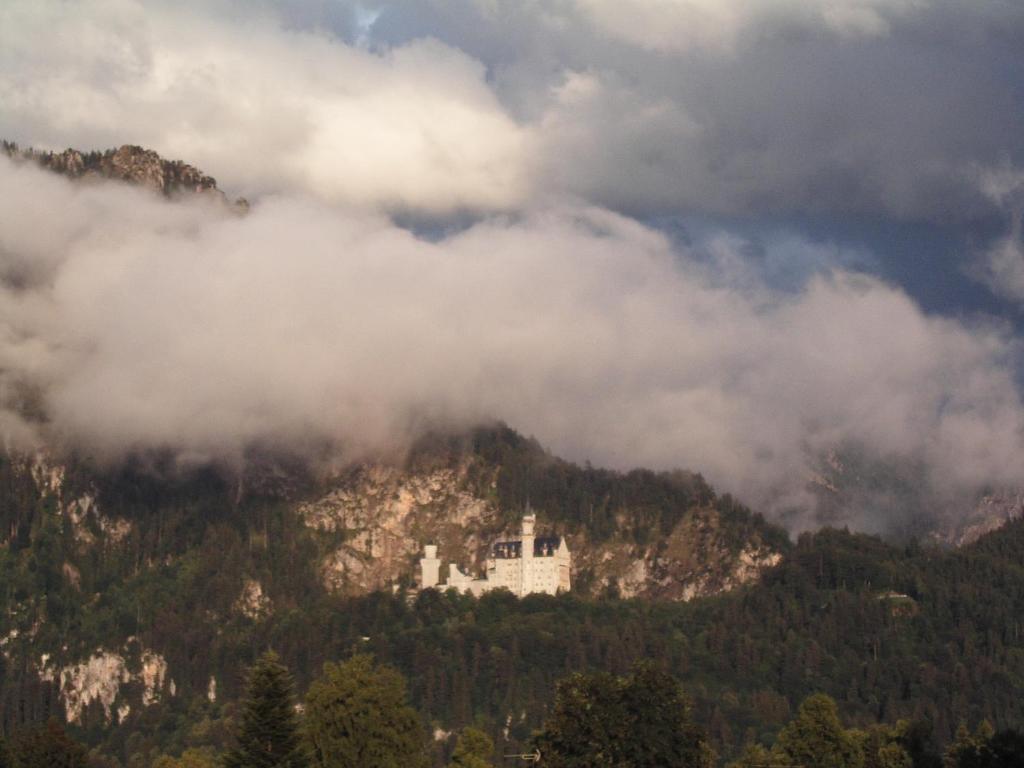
[727,744,784,768]
[944,722,993,768]
[449,727,494,768]
[534,662,713,768]
[853,724,912,768]
[222,651,308,768]
[534,670,624,768]
[6,720,88,768]
[153,748,218,768]
[773,695,864,768]
[305,654,426,768]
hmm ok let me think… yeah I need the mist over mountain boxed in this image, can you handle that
[1,0,1023,536]
[1,145,1022,537]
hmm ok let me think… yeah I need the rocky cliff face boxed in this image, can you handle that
[2,140,247,208]
[932,490,1024,548]
[38,644,173,725]
[296,456,782,601]
[297,462,501,595]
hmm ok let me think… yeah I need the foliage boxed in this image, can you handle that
[5,720,88,768]
[305,654,426,768]
[4,435,1024,764]
[467,426,786,550]
[773,694,865,768]
[942,721,1024,768]
[856,725,913,768]
[729,695,913,768]
[534,662,713,768]
[153,747,219,768]
[222,651,308,768]
[729,744,784,768]
[449,727,494,768]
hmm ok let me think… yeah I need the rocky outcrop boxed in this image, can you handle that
[235,579,271,620]
[933,490,1024,548]
[40,651,131,724]
[140,651,173,706]
[297,462,502,595]
[2,140,247,208]
[297,458,782,601]
[570,508,782,600]
[38,643,174,724]
[25,451,135,547]
[35,145,218,195]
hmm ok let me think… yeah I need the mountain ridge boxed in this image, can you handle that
[1,140,247,210]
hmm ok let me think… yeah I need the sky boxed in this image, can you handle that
[2,0,1024,533]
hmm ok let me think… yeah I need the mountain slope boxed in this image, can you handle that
[0,425,786,744]
[297,427,786,599]
[5,442,1024,765]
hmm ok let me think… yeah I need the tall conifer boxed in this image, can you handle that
[223,651,308,768]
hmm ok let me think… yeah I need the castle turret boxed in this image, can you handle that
[520,514,536,596]
[420,544,440,589]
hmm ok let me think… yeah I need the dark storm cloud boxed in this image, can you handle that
[359,0,1024,220]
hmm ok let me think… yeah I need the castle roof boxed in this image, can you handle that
[491,536,563,559]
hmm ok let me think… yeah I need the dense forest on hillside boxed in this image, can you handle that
[417,426,788,550]
[1,431,1023,765]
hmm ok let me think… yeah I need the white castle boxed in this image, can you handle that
[420,514,571,597]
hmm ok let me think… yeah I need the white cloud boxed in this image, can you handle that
[970,164,1024,302]
[975,222,1024,304]
[0,0,531,213]
[2,159,1023,526]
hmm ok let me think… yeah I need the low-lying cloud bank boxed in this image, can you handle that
[2,158,1022,531]
[3,0,1024,533]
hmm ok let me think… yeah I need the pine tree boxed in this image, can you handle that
[222,651,309,768]
[534,662,713,768]
[449,727,494,768]
[305,654,426,768]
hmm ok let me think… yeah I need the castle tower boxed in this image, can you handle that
[420,544,440,589]
[520,514,536,597]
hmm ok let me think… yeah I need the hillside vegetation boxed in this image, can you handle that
[1,426,1023,764]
